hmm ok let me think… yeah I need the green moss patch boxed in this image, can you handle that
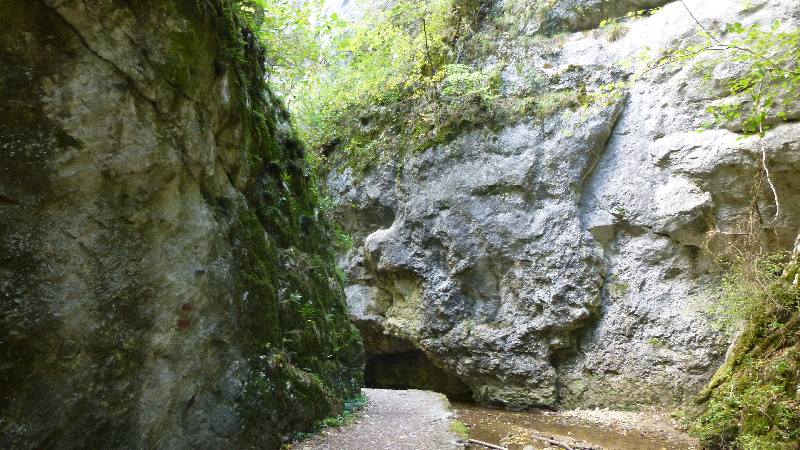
[692,253,800,449]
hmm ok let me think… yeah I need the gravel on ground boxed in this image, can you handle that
[292,388,464,450]
[557,407,698,449]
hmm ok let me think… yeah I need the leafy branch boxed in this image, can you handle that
[656,6,799,137]
[644,4,799,223]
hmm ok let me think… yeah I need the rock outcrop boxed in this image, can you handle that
[0,1,362,448]
[329,0,800,409]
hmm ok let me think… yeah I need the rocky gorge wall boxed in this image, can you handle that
[0,1,362,448]
[329,0,800,409]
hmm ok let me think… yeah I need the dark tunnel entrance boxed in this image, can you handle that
[364,350,473,402]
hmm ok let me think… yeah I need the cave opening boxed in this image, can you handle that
[363,349,474,402]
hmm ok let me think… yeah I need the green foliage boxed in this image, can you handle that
[692,244,800,448]
[528,89,581,116]
[439,63,499,99]
[234,0,519,173]
[596,15,800,141]
[291,0,458,153]
[322,393,368,428]
[235,0,337,101]
[659,20,800,136]
[449,420,470,439]
[217,3,365,440]
[693,346,800,449]
[237,0,625,174]
[675,16,800,449]
[702,251,799,334]
[332,225,355,251]
[287,393,369,445]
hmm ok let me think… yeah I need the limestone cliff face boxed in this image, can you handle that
[329,0,800,409]
[0,1,362,448]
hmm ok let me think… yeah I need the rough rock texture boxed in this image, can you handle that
[329,0,800,409]
[541,0,673,34]
[0,1,362,448]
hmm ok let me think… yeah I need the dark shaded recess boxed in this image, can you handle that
[364,350,473,401]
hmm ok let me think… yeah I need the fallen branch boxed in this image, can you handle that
[468,433,578,450]
[529,433,576,450]
[467,438,507,450]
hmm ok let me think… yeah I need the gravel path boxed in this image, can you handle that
[293,388,464,450]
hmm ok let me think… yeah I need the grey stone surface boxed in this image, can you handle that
[329,0,800,409]
[0,1,361,448]
[543,0,673,33]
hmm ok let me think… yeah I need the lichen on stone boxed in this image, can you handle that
[0,1,362,448]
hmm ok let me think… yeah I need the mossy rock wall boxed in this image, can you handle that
[694,306,800,448]
[0,1,362,448]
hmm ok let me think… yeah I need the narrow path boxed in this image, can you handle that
[294,388,464,450]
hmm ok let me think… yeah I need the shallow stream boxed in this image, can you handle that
[454,403,695,450]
